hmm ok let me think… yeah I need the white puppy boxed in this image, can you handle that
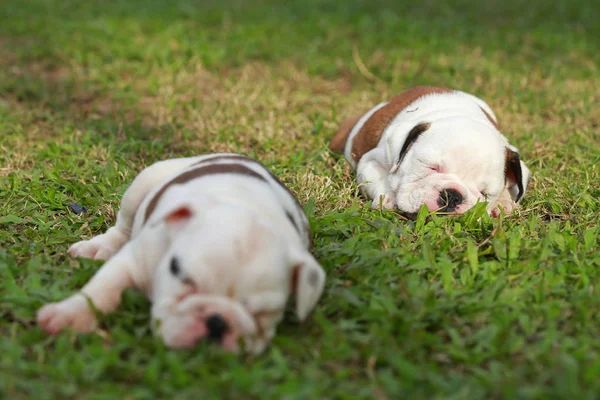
[330,86,530,217]
[37,153,326,354]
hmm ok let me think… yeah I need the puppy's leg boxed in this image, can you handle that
[68,225,129,261]
[69,158,198,260]
[38,243,141,334]
[356,149,395,210]
[242,292,286,354]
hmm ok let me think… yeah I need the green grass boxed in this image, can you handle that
[1,0,600,398]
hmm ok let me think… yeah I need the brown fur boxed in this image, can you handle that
[350,86,453,162]
[329,114,362,154]
[142,154,312,245]
[480,107,500,130]
[144,162,268,223]
[329,86,455,161]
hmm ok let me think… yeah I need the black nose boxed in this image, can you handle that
[205,314,229,342]
[437,189,463,212]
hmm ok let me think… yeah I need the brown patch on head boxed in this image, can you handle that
[329,114,363,153]
[144,162,267,223]
[189,154,254,167]
[351,86,453,162]
[144,154,313,248]
[480,106,500,130]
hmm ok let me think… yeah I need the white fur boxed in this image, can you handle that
[37,154,326,355]
[347,91,530,216]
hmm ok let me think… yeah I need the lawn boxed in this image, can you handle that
[1,0,599,398]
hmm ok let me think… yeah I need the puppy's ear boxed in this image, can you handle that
[149,201,195,235]
[505,147,530,203]
[289,249,326,321]
[148,188,213,233]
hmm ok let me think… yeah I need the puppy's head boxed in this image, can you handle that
[386,117,530,216]
[148,195,325,354]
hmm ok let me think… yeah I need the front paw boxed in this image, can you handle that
[489,200,516,217]
[68,230,126,260]
[243,336,269,355]
[371,193,395,210]
[37,295,97,334]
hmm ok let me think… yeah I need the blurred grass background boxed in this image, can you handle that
[1,1,599,398]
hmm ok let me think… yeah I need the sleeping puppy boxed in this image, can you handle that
[330,86,530,217]
[37,153,326,354]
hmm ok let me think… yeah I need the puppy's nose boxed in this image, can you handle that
[205,314,229,342]
[437,189,463,212]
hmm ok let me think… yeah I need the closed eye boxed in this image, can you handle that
[416,158,441,173]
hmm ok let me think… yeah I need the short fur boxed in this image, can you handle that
[330,86,531,216]
[37,153,326,355]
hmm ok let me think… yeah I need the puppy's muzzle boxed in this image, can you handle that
[206,314,229,343]
[437,189,463,212]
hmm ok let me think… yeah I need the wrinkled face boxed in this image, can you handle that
[388,118,511,215]
[149,205,324,354]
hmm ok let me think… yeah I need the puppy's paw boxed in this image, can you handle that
[371,193,395,210]
[37,295,97,334]
[489,189,517,217]
[243,335,271,355]
[490,200,516,217]
[68,229,128,260]
[68,240,115,260]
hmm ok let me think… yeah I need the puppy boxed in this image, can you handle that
[330,86,530,217]
[37,153,326,354]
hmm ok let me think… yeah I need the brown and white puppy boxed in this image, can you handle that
[330,86,530,217]
[37,153,326,354]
